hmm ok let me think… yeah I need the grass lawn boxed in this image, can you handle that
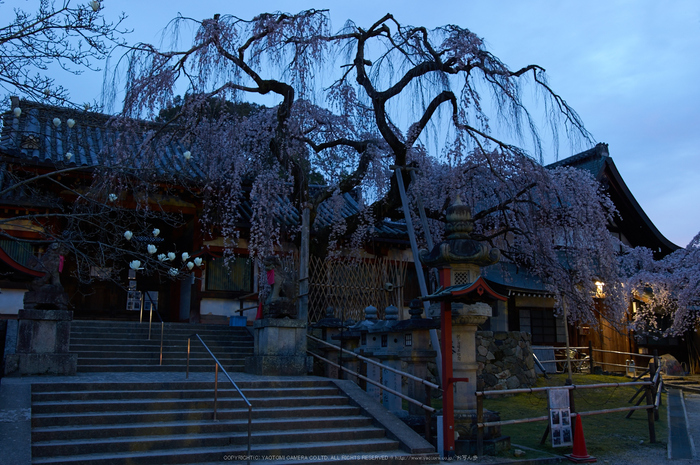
[482,373,667,459]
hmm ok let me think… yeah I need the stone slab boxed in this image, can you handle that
[4,353,77,376]
[244,355,309,376]
[253,318,307,329]
[17,309,73,321]
[0,381,31,465]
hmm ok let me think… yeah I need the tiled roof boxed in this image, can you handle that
[1,100,408,240]
[546,142,609,178]
[1,100,204,180]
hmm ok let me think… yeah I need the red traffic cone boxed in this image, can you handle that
[565,414,596,463]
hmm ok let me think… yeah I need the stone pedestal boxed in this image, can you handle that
[380,357,403,414]
[453,303,491,413]
[4,308,77,375]
[23,284,69,310]
[401,350,436,415]
[245,318,308,376]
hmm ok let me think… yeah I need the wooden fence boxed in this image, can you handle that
[308,256,408,323]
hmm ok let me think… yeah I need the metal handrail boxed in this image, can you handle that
[307,350,435,413]
[307,334,441,391]
[139,292,165,365]
[187,334,252,465]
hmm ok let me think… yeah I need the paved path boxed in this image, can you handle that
[669,388,695,459]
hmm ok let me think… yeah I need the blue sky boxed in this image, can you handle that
[7,0,700,247]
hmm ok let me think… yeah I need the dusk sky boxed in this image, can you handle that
[6,0,700,247]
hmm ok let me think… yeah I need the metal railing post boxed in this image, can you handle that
[186,333,252,461]
[214,363,219,421]
[139,293,144,323]
[160,321,164,366]
[425,384,432,443]
[186,337,190,379]
[477,394,484,456]
[148,308,153,340]
[247,406,252,464]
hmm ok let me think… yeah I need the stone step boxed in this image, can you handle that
[73,364,244,373]
[33,386,338,402]
[73,355,248,364]
[32,395,349,414]
[67,350,252,361]
[32,415,373,441]
[31,438,402,465]
[31,380,328,392]
[32,404,362,428]
[33,426,388,457]
[29,376,431,465]
[69,337,251,346]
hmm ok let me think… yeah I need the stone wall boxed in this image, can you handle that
[476,331,536,390]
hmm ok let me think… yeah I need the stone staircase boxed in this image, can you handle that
[30,379,424,464]
[24,320,437,464]
[69,320,254,373]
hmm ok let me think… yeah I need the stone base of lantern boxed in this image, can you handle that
[454,409,510,456]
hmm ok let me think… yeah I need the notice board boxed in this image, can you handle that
[548,388,573,447]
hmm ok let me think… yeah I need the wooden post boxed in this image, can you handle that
[477,394,484,456]
[588,341,594,373]
[649,361,659,421]
[298,203,311,323]
[645,385,656,443]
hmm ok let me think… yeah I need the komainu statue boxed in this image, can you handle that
[262,255,297,319]
[25,243,69,310]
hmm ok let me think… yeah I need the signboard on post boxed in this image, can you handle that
[548,388,573,447]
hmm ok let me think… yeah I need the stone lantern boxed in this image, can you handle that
[367,305,403,415]
[310,306,344,378]
[419,197,506,457]
[394,299,440,416]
